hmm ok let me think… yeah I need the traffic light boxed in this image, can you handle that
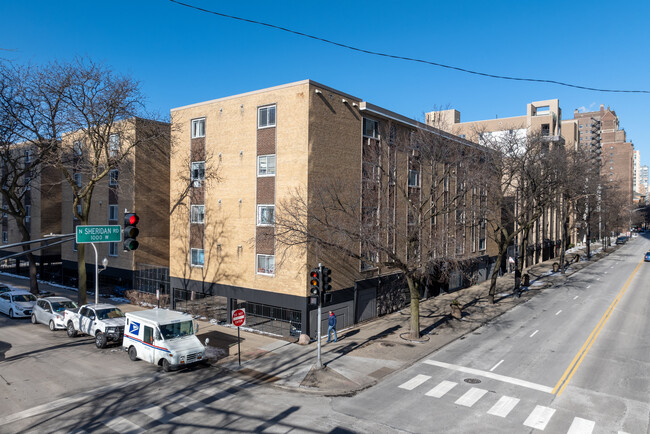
[123,212,139,251]
[321,266,332,303]
[309,268,320,296]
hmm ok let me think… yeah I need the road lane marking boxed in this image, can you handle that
[487,396,520,417]
[553,260,643,396]
[454,387,487,407]
[574,296,579,300]
[604,271,608,274]
[556,310,562,315]
[489,360,504,371]
[104,417,145,434]
[596,277,601,281]
[423,360,553,393]
[177,395,207,412]
[567,417,595,434]
[523,405,555,430]
[587,285,591,288]
[424,380,457,398]
[530,330,539,338]
[398,374,431,390]
[138,405,178,424]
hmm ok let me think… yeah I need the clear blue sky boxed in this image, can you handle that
[2,0,649,163]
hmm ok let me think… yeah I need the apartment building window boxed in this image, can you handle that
[191,248,204,267]
[541,124,550,136]
[191,118,205,138]
[74,173,82,187]
[25,205,30,223]
[109,134,120,158]
[108,205,118,221]
[2,231,6,243]
[258,106,276,128]
[191,205,205,224]
[109,169,119,186]
[257,205,275,226]
[109,242,118,257]
[73,140,83,156]
[256,254,275,275]
[24,150,31,164]
[24,175,31,191]
[191,161,205,181]
[257,155,276,176]
[408,170,420,188]
[363,118,379,139]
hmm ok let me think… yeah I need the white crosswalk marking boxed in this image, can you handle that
[104,416,145,434]
[487,395,520,418]
[454,387,488,407]
[424,381,457,398]
[567,417,595,434]
[523,405,556,430]
[176,395,206,412]
[398,374,431,390]
[139,405,178,424]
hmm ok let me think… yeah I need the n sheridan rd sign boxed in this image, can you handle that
[76,225,122,243]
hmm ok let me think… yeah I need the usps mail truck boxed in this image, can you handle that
[123,309,206,372]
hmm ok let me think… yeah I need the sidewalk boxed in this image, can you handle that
[0,242,622,396]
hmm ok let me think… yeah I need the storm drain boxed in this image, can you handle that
[464,378,481,384]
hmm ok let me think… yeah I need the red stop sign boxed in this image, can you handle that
[232,309,246,327]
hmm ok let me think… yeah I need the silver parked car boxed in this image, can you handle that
[31,296,78,330]
[0,290,37,318]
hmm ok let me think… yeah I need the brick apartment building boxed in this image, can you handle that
[169,80,497,338]
[426,100,577,268]
[61,118,170,293]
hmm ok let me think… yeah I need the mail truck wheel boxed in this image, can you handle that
[49,320,56,331]
[9,309,14,319]
[128,346,138,361]
[162,358,171,372]
[95,332,107,349]
[31,314,37,324]
[67,322,77,337]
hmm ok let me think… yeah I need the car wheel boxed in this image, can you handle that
[128,346,138,361]
[162,358,171,372]
[49,320,56,331]
[67,322,77,337]
[31,314,37,324]
[95,332,107,349]
[9,309,14,319]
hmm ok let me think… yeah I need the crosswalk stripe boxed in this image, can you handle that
[104,416,145,434]
[523,405,556,430]
[176,395,206,412]
[487,395,520,417]
[138,405,178,424]
[454,387,488,407]
[398,374,431,390]
[424,381,457,398]
[567,417,595,434]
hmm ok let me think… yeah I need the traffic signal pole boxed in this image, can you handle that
[316,263,323,369]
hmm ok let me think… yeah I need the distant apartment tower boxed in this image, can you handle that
[640,165,649,204]
[573,105,634,204]
[170,80,496,337]
[633,150,641,194]
[61,118,170,292]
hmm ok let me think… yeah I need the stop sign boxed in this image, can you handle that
[232,308,246,327]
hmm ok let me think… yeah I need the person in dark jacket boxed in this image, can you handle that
[327,311,337,343]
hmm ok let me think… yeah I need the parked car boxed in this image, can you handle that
[31,296,78,330]
[0,290,37,318]
[615,236,628,245]
[64,303,126,348]
[645,251,650,262]
[0,285,16,295]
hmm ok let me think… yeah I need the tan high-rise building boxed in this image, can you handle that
[170,80,496,337]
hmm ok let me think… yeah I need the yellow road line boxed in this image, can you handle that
[552,260,643,396]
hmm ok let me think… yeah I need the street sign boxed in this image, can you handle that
[232,308,246,327]
[76,225,122,244]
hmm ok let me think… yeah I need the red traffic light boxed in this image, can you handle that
[126,213,139,225]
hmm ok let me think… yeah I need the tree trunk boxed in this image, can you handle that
[560,202,569,274]
[406,274,420,339]
[77,244,87,305]
[488,244,507,304]
[17,222,39,295]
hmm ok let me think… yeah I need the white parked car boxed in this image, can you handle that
[31,296,78,330]
[0,290,37,318]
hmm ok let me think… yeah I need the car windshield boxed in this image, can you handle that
[159,321,194,340]
[96,308,125,320]
[51,300,78,312]
[13,294,37,302]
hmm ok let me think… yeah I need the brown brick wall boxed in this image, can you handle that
[256,226,274,254]
[257,128,276,155]
[190,224,204,248]
[256,177,275,204]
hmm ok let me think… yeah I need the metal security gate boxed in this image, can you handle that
[355,285,376,323]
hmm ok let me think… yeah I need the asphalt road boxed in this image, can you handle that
[334,236,650,433]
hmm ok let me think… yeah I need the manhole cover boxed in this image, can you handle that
[464,378,481,384]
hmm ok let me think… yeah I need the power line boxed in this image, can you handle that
[169,0,649,94]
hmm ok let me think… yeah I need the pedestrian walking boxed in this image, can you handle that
[326,311,337,343]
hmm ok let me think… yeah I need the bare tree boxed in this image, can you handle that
[276,120,486,339]
[0,58,157,304]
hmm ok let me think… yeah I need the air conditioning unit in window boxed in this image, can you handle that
[192,180,201,188]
